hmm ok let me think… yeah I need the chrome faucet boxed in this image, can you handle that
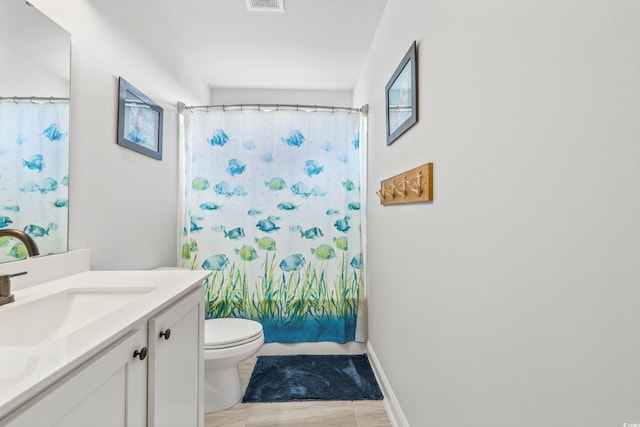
[0,229,40,257]
[0,229,39,306]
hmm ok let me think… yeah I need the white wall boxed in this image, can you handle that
[0,0,69,97]
[210,87,352,107]
[354,0,640,426]
[28,0,210,270]
[0,48,68,97]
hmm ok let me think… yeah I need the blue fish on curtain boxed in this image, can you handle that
[0,101,69,262]
[182,108,364,343]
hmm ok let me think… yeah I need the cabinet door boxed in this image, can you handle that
[3,329,147,427]
[148,287,204,427]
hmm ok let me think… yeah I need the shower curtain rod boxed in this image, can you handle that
[0,96,69,103]
[182,103,367,114]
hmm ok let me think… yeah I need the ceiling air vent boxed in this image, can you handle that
[245,0,284,12]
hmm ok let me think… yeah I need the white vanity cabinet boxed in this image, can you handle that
[148,287,204,427]
[3,329,148,427]
[0,283,205,427]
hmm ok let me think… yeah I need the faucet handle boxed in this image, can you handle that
[0,272,27,295]
[0,272,24,305]
[8,271,27,278]
[0,271,27,282]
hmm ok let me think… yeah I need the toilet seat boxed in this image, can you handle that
[204,318,263,350]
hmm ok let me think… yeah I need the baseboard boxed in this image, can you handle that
[366,342,410,427]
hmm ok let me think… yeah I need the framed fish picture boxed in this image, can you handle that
[117,77,163,160]
[385,41,418,145]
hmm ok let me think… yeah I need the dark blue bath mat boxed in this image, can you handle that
[242,354,383,403]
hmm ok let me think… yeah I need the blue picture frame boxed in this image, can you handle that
[117,77,163,160]
[385,41,418,145]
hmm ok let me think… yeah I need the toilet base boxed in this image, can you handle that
[204,363,242,413]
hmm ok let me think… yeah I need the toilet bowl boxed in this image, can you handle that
[204,317,264,413]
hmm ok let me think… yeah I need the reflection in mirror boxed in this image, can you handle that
[0,0,71,262]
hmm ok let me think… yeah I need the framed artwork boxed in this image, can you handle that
[117,77,163,160]
[385,41,417,145]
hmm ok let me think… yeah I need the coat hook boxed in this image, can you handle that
[394,176,407,198]
[408,171,422,196]
[384,183,395,200]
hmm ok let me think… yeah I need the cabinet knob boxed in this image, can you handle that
[133,347,148,361]
[159,329,171,340]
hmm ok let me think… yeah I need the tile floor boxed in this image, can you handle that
[204,356,392,427]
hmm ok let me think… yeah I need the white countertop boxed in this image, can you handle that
[0,269,211,419]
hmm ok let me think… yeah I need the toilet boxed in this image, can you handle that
[204,317,264,413]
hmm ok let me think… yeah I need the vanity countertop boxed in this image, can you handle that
[0,269,210,419]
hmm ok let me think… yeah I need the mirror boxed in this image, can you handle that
[0,0,71,262]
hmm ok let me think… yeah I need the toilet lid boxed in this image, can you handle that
[204,318,263,350]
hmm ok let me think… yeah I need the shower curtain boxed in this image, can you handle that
[180,106,365,343]
[0,100,69,262]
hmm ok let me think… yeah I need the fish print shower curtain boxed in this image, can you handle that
[0,100,69,262]
[181,107,365,343]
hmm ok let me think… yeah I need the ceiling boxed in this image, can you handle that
[90,0,388,91]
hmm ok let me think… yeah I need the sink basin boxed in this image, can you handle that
[0,288,155,346]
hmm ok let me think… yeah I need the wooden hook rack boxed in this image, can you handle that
[377,162,433,205]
